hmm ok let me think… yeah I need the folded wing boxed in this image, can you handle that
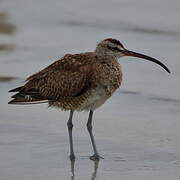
[9,53,93,104]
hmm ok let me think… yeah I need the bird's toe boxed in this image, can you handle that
[90,154,104,161]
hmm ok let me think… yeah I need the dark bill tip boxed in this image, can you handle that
[123,50,171,73]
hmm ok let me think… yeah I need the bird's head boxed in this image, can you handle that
[95,38,170,73]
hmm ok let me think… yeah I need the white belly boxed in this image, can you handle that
[79,87,110,111]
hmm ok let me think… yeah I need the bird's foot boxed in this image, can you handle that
[90,154,104,161]
[69,154,75,161]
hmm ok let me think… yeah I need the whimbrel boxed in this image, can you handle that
[9,38,170,160]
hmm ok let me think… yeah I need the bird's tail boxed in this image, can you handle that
[8,86,49,105]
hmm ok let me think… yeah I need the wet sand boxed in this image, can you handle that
[1,82,180,180]
[0,0,180,179]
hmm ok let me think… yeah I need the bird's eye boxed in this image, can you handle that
[107,45,122,52]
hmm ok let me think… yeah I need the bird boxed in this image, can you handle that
[8,38,170,161]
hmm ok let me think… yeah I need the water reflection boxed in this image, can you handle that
[91,160,99,180]
[70,159,75,180]
[69,159,99,180]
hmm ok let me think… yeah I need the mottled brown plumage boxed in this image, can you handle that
[9,51,122,111]
[8,38,170,160]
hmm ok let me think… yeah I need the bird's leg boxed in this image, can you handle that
[67,110,75,160]
[87,110,103,160]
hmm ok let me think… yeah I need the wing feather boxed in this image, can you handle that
[9,53,95,104]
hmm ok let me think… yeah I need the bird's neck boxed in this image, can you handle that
[94,49,118,61]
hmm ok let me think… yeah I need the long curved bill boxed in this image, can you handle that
[122,50,170,73]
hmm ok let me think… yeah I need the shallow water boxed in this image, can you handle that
[0,0,180,179]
